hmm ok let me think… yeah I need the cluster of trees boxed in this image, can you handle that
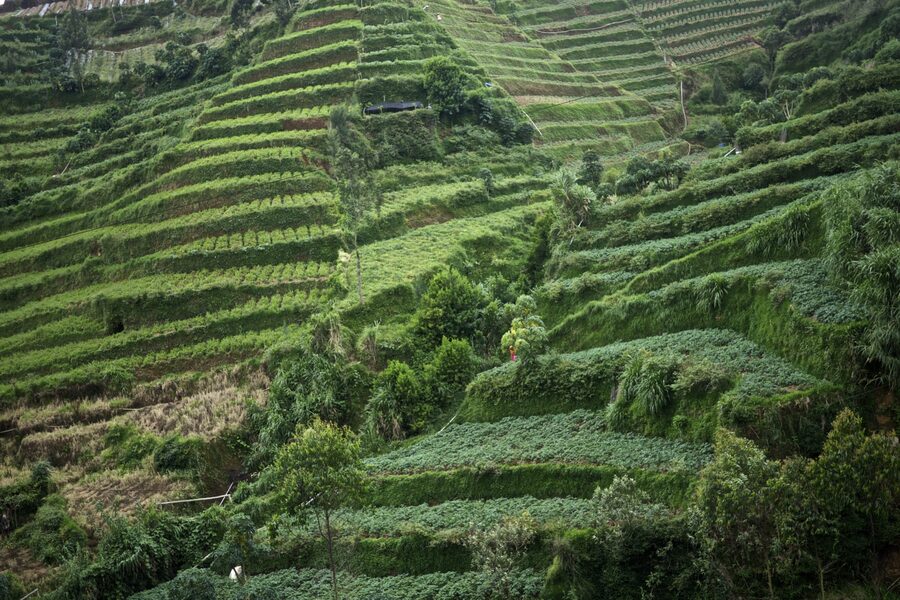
[550,149,689,240]
[546,410,900,599]
[422,56,534,145]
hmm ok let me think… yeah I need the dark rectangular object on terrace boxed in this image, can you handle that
[364,101,424,114]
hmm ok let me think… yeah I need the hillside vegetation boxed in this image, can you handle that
[0,0,898,598]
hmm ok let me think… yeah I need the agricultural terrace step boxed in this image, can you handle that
[538,118,666,144]
[471,50,580,73]
[129,568,545,600]
[347,203,543,319]
[301,496,596,538]
[463,328,826,422]
[369,462,694,507]
[128,227,341,275]
[0,172,333,275]
[567,50,667,70]
[580,179,828,250]
[548,196,815,280]
[736,90,900,149]
[0,316,105,360]
[523,97,655,121]
[211,63,358,106]
[367,410,711,475]
[556,39,659,61]
[709,114,900,180]
[190,107,331,141]
[0,192,335,281]
[539,25,647,51]
[0,325,302,404]
[232,41,359,85]
[595,134,900,224]
[0,278,330,380]
[197,82,356,125]
[541,139,678,163]
[523,9,636,33]
[170,130,329,165]
[261,20,363,62]
[481,65,600,83]
[148,147,326,191]
[550,259,862,381]
[495,77,621,98]
[289,4,358,32]
[0,265,331,339]
[515,0,632,26]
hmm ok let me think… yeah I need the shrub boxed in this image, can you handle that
[500,296,548,362]
[415,269,486,347]
[252,348,369,465]
[422,56,469,115]
[365,361,425,440]
[102,423,160,469]
[153,436,202,473]
[422,337,478,407]
[824,163,900,388]
[167,568,218,600]
[10,494,86,565]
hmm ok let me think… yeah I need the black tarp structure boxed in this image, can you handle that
[363,101,424,115]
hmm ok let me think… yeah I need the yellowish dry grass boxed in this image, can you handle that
[124,370,267,437]
[18,421,109,464]
[62,468,196,524]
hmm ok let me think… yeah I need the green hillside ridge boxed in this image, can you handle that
[0,0,898,598]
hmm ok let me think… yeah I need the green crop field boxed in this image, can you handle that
[0,0,897,597]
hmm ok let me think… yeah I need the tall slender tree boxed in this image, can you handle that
[272,419,366,600]
[327,105,381,304]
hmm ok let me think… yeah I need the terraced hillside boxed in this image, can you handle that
[1,0,898,598]
[0,0,547,545]
[418,0,674,161]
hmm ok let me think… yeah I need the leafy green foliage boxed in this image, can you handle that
[614,155,688,196]
[464,512,537,600]
[328,104,381,304]
[421,337,478,408]
[368,410,711,474]
[414,269,485,347]
[696,411,900,597]
[9,494,86,565]
[422,56,469,116]
[131,567,545,599]
[500,295,548,362]
[270,419,366,599]
[0,461,52,529]
[824,163,900,387]
[364,360,424,441]
[254,348,367,464]
[551,166,596,233]
[0,573,25,600]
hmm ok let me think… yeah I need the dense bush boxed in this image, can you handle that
[824,163,900,388]
[0,461,52,529]
[10,494,86,565]
[364,360,424,441]
[414,269,485,347]
[251,347,370,466]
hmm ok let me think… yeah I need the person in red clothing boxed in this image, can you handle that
[509,346,517,362]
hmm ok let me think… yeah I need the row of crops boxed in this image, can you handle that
[419,0,671,160]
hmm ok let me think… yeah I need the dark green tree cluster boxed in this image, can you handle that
[696,411,900,599]
[421,56,534,145]
[614,154,689,196]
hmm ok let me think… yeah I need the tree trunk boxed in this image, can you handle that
[325,509,339,600]
[817,557,825,600]
[765,559,775,600]
[355,247,364,305]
